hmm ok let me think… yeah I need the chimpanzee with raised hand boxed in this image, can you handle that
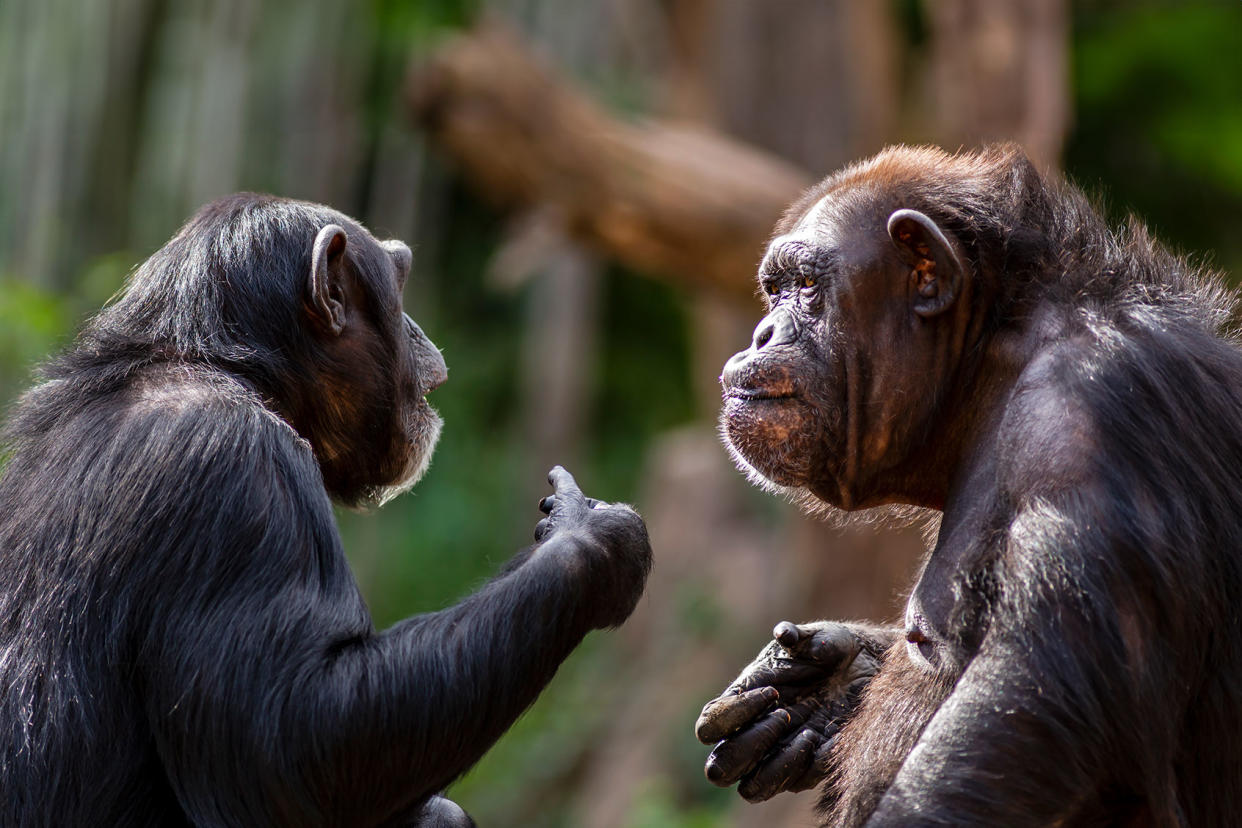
[0,194,651,827]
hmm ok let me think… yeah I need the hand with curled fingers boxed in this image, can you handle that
[695,621,895,802]
[533,465,652,630]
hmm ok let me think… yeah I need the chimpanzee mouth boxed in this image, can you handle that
[726,387,797,402]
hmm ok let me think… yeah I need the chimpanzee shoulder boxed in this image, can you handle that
[4,361,353,605]
[994,342,1099,504]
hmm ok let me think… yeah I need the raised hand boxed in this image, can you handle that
[533,466,652,630]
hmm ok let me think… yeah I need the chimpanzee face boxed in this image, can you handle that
[720,187,967,514]
[301,215,447,508]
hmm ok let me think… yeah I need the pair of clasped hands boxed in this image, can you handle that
[694,620,889,802]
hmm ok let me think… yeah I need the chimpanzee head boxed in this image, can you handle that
[92,193,446,507]
[720,146,1033,515]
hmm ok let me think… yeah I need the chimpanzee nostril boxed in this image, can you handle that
[754,319,776,349]
[750,310,797,351]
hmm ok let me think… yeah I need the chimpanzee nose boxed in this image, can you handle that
[405,313,448,391]
[750,309,797,350]
[722,309,798,381]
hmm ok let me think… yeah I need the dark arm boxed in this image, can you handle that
[333,526,637,800]
[141,412,649,825]
[863,501,1178,826]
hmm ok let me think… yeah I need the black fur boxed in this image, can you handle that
[0,194,651,826]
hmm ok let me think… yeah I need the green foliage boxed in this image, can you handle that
[0,279,69,389]
[590,270,697,494]
[0,253,140,399]
[624,780,731,828]
[1066,2,1242,275]
[361,0,479,135]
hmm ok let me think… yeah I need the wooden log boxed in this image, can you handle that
[407,24,813,301]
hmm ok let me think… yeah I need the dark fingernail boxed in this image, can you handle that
[705,759,725,784]
[763,686,779,701]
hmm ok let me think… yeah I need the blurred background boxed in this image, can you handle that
[2,0,1241,825]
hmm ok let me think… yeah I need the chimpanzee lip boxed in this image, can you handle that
[726,387,797,401]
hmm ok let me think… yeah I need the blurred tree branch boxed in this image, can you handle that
[407,23,812,302]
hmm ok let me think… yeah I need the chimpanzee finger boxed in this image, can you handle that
[695,686,778,743]
[534,518,550,541]
[733,660,831,692]
[538,496,555,514]
[787,736,837,793]
[803,625,860,667]
[726,653,820,694]
[773,621,802,649]
[547,466,583,499]
[737,728,818,802]
[704,708,793,786]
[774,622,859,671]
[586,497,608,509]
[727,664,780,693]
[785,689,836,720]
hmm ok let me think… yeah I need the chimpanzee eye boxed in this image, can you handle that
[764,281,780,297]
[803,274,816,289]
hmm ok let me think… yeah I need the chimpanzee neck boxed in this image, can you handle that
[930,311,1050,512]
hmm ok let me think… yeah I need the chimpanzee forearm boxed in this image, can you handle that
[333,534,607,801]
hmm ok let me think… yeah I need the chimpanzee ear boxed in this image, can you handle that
[887,209,965,318]
[308,224,349,336]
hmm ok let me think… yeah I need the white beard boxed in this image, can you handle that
[367,402,443,508]
[717,414,938,536]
